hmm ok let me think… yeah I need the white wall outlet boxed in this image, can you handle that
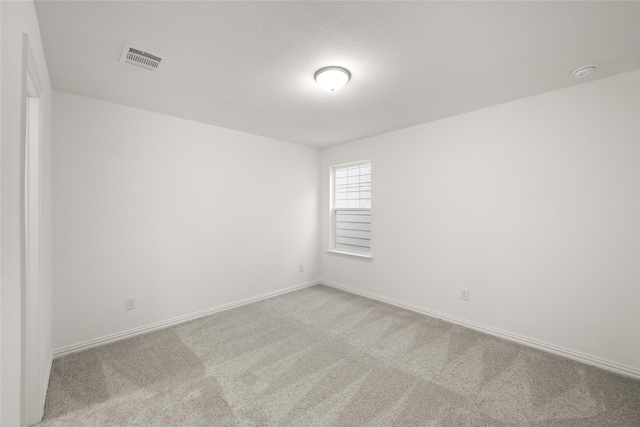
[460,288,470,301]
[299,263,304,272]
[125,296,136,310]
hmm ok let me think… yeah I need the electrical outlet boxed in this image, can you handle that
[299,263,304,272]
[125,297,136,310]
[460,288,470,301]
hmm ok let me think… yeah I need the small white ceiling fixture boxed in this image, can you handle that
[572,65,597,78]
[315,66,351,92]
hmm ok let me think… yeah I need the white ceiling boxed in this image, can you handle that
[35,1,640,148]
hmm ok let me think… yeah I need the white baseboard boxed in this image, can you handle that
[53,280,320,358]
[320,279,640,380]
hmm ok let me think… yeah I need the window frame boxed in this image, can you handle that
[328,160,373,259]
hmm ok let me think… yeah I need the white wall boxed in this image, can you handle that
[1,1,53,425]
[1,2,3,422]
[53,91,320,350]
[321,70,640,373]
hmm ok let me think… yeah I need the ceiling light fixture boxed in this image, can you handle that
[314,66,351,92]
[572,65,597,78]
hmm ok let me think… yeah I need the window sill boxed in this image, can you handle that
[326,249,373,260]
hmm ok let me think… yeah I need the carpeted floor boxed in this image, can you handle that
[39,285,640,426]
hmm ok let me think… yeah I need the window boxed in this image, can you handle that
[330,161,371,256]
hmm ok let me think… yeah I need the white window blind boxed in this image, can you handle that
[333,162,371,254]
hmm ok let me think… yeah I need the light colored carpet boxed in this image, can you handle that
[39,285,640,426]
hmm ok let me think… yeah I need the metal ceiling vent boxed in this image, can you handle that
[119,43,165,71]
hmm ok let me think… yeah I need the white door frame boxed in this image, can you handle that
[21,33,44,427]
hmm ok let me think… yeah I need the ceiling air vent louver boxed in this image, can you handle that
[119,43,165,72]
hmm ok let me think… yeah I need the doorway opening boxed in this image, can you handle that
[22,33,44,426]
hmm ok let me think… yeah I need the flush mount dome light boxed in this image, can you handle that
[315,66,351,92]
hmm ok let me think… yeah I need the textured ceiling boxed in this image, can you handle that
[35,1,640,148]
